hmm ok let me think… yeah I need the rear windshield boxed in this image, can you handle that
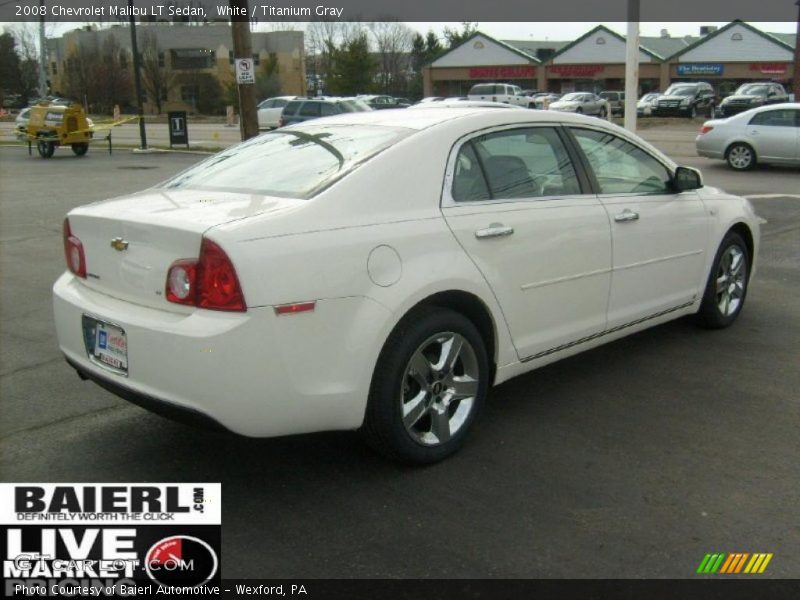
[161,125,412,199]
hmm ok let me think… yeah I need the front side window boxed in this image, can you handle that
[749,109,798,127]
[571,128,672,195]
[162,125,411,199]
[452,127,580,202]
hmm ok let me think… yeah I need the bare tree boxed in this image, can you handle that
[96,36,133,113]
[140,31,175,114]
[64,39,98,108]
[368,21,414,95]
[305,20,365,94]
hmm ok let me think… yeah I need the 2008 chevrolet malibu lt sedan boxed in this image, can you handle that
[54,108,761,464]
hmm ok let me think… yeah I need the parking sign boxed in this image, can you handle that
[235,58,255,85]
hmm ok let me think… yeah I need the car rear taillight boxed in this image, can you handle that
[62,218,86,278]
[699,125,714,135]
[166,238,246,312]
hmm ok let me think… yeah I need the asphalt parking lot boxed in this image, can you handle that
[1,124,798,579]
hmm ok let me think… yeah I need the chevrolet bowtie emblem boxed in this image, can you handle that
[110,237,129,251]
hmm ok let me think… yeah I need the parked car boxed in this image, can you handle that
[599,91,625,116]
[696,103,800,170]
[652,82,716,118]
[279,97,371,126]
[358,95,411,110]
[532,93,561,109]
[718,83,789,117]
[467,83,531,107]
[637,92,661,117]
[14,107,32,137]
[53,108,761,464]
[257,96,296,129]
[548,92,608,117]
[415,97,445,104]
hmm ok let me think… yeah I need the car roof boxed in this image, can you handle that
[288,106,610,130]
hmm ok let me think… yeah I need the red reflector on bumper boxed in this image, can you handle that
[274,302,316,315]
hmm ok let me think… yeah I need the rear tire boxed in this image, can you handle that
[695,231,750,329]
[362,307,489,464]
[726,143,756,171]
[71,143,89,156]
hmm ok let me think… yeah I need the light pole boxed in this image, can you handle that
[623,0,640,133]
[128,0,148,150]
[793,0,800,101]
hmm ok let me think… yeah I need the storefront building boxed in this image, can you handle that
[423,21,795,99]
[423,33,541,97]
[668,21,795,97]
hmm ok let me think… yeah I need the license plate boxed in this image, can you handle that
[82,316,128,374]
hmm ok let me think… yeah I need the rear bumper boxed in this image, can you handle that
[695,137,725,159]
[65,356,228,431]
[53,273,390,437]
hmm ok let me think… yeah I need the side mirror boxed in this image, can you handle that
[673,166,703,192]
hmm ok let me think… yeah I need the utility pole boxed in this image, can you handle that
[38,0,47,97]
[793,0,800,102]
[230,0,259,141]
[623,0,640,133]
[128,0,148,150]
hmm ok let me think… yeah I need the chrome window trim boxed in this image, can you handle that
[441,123,588,208]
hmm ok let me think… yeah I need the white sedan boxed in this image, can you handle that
[256,96,296,129]
[696,103,800,170]
[53,108,761,464]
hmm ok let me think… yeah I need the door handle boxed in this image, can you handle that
[614,209,639,223]
[475,224,514,239]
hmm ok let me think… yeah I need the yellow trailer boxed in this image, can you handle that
[24,102,94,158]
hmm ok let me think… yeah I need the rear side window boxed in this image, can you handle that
[749,109,798,127]
[320,103,338,116]
[283,101,301,116]
[469,84,496,96]
[299,102,321,117]
[162,125,412,199]
[452,127,580,201]
[273,98,289,108]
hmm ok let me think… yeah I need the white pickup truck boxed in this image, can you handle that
[467,83,532,107]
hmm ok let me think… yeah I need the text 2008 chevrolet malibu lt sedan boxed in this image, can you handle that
[54,108,761,464]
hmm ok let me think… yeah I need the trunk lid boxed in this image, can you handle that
[67,188,303,310]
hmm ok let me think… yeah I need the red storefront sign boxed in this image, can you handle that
[547,64,605,77]
[468,65,536,79]
[749,63,787,75]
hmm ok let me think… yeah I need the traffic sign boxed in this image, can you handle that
[235,58,255,85]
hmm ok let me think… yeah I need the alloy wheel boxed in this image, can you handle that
[400,332,479,446]
[716,246,746,317]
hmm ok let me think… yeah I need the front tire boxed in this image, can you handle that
[726,143,756,171]
[362,307,489,464]
[695,231,750,329]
